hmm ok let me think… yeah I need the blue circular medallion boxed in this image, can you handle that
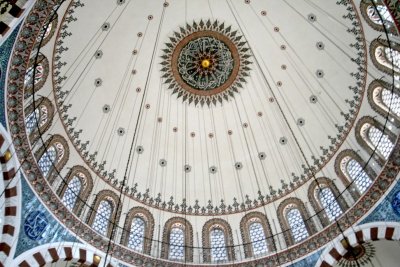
[24,210,49,241]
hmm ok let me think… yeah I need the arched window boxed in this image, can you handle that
[249,222,268,256]
[61,176,81,210]
[370,39,400,75]
[240,211,275,258]
[57,166,93,216]
[277,198,316,247]
[308,178,348,227]
[121,207,154,255]
[318,187,343,221]
[367,5,394,25]
[25,108,40,134]
[128,217,145,252]
[286,207,309,243]
[87,190,121,238]
[24,54,49,98]
[335,150,375,200]
[24,97,54,144]
[368,80,400,124]
[92,200,112,235]
[35,135,69,183]
[360,1,396,35]
[161,217,193,262]
[210,228,227,262]
[356,116,396,165]
[35,13,58,48]
[202,218,235,263]
[168,225,185,261]
[37,146,56,177]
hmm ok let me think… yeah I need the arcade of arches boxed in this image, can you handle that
[1,0,400,266]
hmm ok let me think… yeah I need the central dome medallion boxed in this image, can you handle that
[161,20,252,106]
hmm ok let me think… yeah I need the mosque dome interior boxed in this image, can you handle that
[1,0,400,266]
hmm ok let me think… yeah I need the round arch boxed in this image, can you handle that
[315,222,400,267]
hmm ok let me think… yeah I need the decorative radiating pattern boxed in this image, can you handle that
[382,89,400,116]
[210,229,228,262]
[168,227,185,261]
[319,188,343,222]
[367,5,394,25]
[38,146,57,177]
[61,176,81,210]
[92,200,112,235]
[287,208,308,243]
[346,159,372,194]
[385,47,400,69]
[249,222,268,256]
[128,217,145,252]
[368,126,394,159]
[25,109,40,134]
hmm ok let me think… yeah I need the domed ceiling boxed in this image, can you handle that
[52,0,365,211]
[6,0,400,266]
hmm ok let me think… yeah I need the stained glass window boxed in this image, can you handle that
[61,176,81,210]
[287,208,308,243]
[249,222,268,256]
[26,109,40,134]
[210,228,228,262]
[382,88,400,116]
[367,5,394,25]
[346,159,372,194]
[24,64,44,87]
[38,146,56,177]
[385,47,400,69]
[92,200,112,235]
[128,217,145,252]
[319,188,343,222]
[368,126,394,159]
[168,227,185,261]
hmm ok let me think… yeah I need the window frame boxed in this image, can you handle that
[121,207,154,255]
[202,218,235,263]
[240,211,275,258]
[277,197,316,247]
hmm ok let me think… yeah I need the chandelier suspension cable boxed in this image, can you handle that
[226,1,374,260]
[102,2,168,264]
[13,0,400,265]
[25,2,90,266]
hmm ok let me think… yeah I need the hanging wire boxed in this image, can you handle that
[8,0,400,265]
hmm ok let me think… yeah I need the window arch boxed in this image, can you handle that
[35,13,58,48]
[355,116,396,165]
[57,166,93,216]
[360,1,397,35]
[34,134,69,184]
[202,218,235,263]
[240,211,275,258]
[335,150,376,200]
[368,80,400,124]
[277,198,316,247]
[24,54,49,98]
[24,97,54,144]
[370,39,400,76]
[86,190,121,237]
[161,217,193,262]
[308,177,349,227]
[121,207,154,255]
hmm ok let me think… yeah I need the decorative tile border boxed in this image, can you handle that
[3,0,400,266]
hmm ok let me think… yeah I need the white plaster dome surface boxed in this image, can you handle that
[8,0,400,265]
[52,0,365,210]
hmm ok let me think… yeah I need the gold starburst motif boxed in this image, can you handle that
[160,20,252,106]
